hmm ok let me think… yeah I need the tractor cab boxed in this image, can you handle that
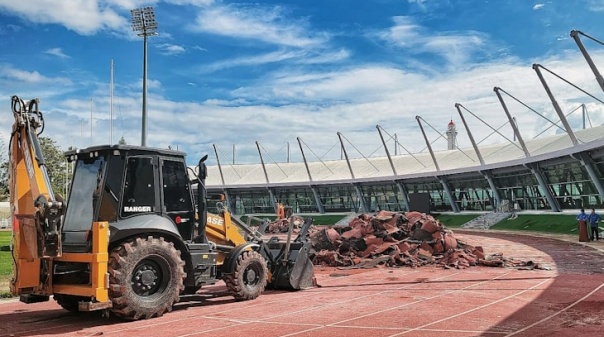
[63,145,196,253]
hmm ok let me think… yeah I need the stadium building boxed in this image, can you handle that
[203,121,604,215]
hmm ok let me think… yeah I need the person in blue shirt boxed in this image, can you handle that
[577,208,589,222]
[588,208,601,241]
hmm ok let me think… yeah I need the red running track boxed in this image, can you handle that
[0,232,603,337]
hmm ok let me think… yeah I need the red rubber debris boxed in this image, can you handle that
[309,210,547,270]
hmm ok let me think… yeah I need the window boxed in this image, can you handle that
[98,155,124,222]
[121,157,155,217]
[162,159,192,212]
[63,157,105,231]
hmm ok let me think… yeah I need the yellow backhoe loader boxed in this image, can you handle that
[8,95,314,320]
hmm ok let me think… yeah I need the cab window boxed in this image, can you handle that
[161,159,192,212]
[121,157,155,217]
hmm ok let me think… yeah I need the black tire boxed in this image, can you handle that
[54,294,84,312]
[223,250,268,301]
[108,236,185,320]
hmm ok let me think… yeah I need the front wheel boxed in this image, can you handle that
[223,250,268,301]
[108,236,185,320]
[54,294,85,312]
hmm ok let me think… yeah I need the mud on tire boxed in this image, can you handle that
[224,250,268,301]
[108,236,185,320]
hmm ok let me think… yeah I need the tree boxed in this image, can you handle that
[0,136,69,202]
[118,136,127,145]
[39,137,70,198]
[0,138,8,201]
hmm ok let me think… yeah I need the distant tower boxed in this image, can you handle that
[446,119,457,150]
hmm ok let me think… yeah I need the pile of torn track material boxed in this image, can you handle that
[310,210,543,270]
[263,215,307,234]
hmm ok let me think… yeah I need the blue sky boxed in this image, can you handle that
[1,0,604,165]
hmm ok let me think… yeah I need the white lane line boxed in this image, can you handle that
[389,277,554,336]
[277,271,515,337]
[95,269,430,337]
[504,281,604,336]
[172,271,467,337]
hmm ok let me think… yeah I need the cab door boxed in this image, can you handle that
[160,158,195,240]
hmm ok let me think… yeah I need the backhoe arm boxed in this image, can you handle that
[9,96,63,294]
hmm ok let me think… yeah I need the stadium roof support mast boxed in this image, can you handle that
[255,141,277,212]
[212,144,226,186]
[296,137,313,182]
[455,103,502,207]
[376,125,397,176]
[454,104,484,165]
[532,64,579,146]
[296,138,325,213]
[415,116,439,171]
[570,30,604,94]
[416,116,460,213]
[255,141,270,184]
[131,6,158,147]
[337,132,355,179]
[493,87,530,157]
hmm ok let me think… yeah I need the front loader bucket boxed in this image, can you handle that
[269,240,315,290]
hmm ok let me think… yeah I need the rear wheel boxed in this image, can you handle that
[224,250,268,301]
[108,236,185,320]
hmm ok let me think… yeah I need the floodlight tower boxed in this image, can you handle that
[130,6,158,147]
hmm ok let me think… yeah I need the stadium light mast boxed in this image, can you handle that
[130,6,158,147]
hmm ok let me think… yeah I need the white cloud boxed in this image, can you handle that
[0,0,126,35]
[44,47,70,59]
[198,50,305,73]
[0,64,72,85]
[587,0,604,11]
[192,45,208,52]
[378,16,490,68]
[163,0,214,6]
[157,43,186,55]
[19,48,604,166]
[533,4,545,10]
[190,5,328,48]
[3,3,604,166]
[297,49,351,65]
[233,66,426,104]
[0,24,21,34]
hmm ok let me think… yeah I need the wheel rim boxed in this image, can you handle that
[243,263,261,288]
[131,256,169,297]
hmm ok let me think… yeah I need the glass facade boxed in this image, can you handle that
[448,174,494,211]
[207,153,604,215]
[492,169,549,211]
[542,161,602,209]
[359,183,405,212]
[273,187,318,213]
[316,185,360,212]
[405,180,453,212]
[230,190,274,214]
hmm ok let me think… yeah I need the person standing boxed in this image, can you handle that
[577,208,590,242]
[588,208,601,241]
[577,208,589,223]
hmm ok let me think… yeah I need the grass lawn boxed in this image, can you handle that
[0,231,13,297]
[239,214,348,227]
[490,214,579,234]
[433,213,581,235]
[434,214,480,228]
